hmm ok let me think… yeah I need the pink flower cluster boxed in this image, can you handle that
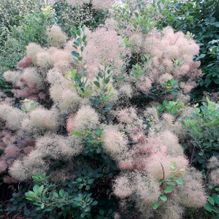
[111,107,206,217]
[132,27,202,100]
[117,132,188,179]
[82,27,126,79]
[92,0,115,10]
[4,25,73,101]
[0,119,35,183]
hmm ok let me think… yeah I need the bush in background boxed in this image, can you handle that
[159,0,219,92]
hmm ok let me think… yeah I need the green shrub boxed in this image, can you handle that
[183,99,219,170]
[0,7,55,73]
[0,0,46,92]
[158,100,185,116]
[53,1,107,36]
[0,0,41,45]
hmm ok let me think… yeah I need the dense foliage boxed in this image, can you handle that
[183,99,219,170]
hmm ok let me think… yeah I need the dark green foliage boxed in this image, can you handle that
[0,0,46,92]
[204,187,219,219]
[158,100,185,116]
[0,9,55,74]
[183,99,219,170]
[0,6,55,95]
[24,178,97,218]
[0,0,42,49]
[53,1,107,36]
[148,79,180,102]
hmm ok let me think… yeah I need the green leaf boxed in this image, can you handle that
[208,196,215,206]
[104,76,111,84]
[59,189,65,198]
[40,203,45,209]
[33,185,39,193]
[94,81,100,88]
[170,161,177,170]
[95,128,102,137]
[176,178,184,186]
[215,188,219,192]
[74,38,81,47]
[93,200,98,205]
[160,195,168,202]
[38,185,44,194]
[52,192,59,198]
[212,207,219,214]
[164,186,173,194]
[25,191,36,201]
[72,130,83,137]
[72,51,80,60]
[212,194,219,205]
[152,202,160,210]
[204,203,214,212]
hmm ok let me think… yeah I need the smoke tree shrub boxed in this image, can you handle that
[111,112,206,218]
[0,1,209,218]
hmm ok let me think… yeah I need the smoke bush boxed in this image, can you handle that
[0,2,208,218]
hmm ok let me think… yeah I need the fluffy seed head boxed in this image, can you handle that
[36,50,53,69]
[59,89,81,114]
[4,145,20,158]
[20,67,44,89]
[92,0,115,10]
[73,105,99,130]
[47,25,67,48]
[177,169,207,208]
[209,169,219,186]
[26,43,44,64]
[82,27,125,79]
[3,71,21,84]
[0,104,26,130]
[9,160,27,181]
[113,176,133,198]
[29,108,59,131]
[0,159,7,173]
[159,130,184,156]
[103,125,128,156]
[135,174,161,204]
